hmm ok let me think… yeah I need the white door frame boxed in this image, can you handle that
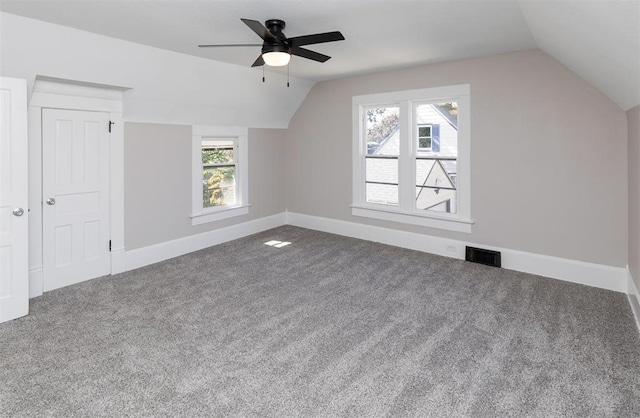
[28,77,126,297]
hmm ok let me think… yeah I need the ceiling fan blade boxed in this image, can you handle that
[251,55,265,67]
[291,46,331,63]
[198,44,262,48]
[241,18,276,42]
[288,31,344,47]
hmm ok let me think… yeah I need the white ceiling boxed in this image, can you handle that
[0,0,638,109]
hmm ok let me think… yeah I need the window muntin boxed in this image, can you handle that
[352,85,471,233]
[202,139,237,208]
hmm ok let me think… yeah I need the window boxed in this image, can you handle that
[352,85,472,233]
[191,126,249,225]
[202,139,237,208]
[417,124,432,150]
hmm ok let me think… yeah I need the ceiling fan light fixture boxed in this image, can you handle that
[262,51,291,66]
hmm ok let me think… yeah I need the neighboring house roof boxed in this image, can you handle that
[372,127,399,155]
[432,104,458,129]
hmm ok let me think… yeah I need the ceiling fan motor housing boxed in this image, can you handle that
[262,43,290,54]
[263,19,291,54]
[265,19,286,35]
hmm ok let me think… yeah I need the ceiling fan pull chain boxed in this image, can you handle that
[262,65,265,83]
[287,62,290,87]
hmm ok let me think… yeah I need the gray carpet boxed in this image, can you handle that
[1,226,639,417]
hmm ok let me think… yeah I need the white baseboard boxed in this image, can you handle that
[285,212,628,294]
[29,267,43,298]
[29,248,128,299]
[628,270,640,331]
[124,212,286,272]
[69,210,627,301]
[111,248,126,275]
[30,210,631,312]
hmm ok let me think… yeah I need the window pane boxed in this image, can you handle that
[203,186,236,208]
[366,183,398,206]
[202,139,234,164]
[203,166,236,207]
[366,156,398,184]
[418,137,431,148]
[365,106,400,156]
[415,102,458,214]
[364,106,399,206]
[202,148,234,164]
[416,158,434,182]
[365,156,398,205]
[418,126,431,137]
[416,187,456,213]
[415,158,457,213]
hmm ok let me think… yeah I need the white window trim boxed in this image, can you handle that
[352,84,473,233]
[191,125,249,226]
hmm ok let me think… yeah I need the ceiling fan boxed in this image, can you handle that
[198,18,345,67]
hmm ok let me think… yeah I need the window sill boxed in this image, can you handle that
[191,204,250,226]
[351,205,473,233]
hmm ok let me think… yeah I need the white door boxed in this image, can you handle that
[42,109,111,291]
[0,77,29,323]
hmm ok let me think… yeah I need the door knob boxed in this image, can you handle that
[12,208,24,216]
[46,198,56,205]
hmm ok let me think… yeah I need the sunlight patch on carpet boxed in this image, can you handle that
[265,240,291,248]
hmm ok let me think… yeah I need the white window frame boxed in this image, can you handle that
[352,84,473,233]
[191,125,249,225]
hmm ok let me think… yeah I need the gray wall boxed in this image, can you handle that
[124,123,286,250]
[629,105,640,288]
[286,50,628,267]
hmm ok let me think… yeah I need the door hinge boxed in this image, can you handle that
[108,121,115,133]
[109,240,112,252]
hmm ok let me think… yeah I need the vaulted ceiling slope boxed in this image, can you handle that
[0,0,638,110]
